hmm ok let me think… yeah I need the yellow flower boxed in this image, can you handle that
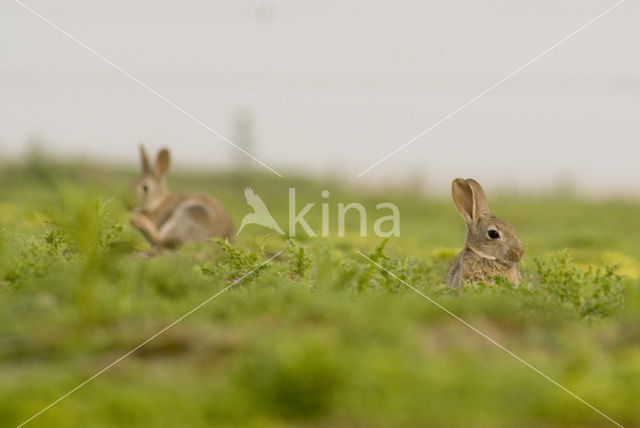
[601,251,639,279]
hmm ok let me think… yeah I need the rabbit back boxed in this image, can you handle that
[150,193,234,247]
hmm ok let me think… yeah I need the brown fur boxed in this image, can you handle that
[129,146,234,249]
[446,178,523,288]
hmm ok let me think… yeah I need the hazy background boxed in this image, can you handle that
[1,0,638,194]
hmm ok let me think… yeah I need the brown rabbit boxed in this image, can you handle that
[129,146,234,249]
[446,178,523,288]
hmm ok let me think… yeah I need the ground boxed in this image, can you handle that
[0,156,638,427]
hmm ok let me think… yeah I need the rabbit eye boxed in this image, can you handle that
[488,230,500,239]
[142,184,149,193]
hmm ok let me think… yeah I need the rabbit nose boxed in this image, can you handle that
[509,246,524,262]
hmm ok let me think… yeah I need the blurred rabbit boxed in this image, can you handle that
[446,178,523,288]
[129,145,234,249]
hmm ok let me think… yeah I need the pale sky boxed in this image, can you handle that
[1,0,638,194]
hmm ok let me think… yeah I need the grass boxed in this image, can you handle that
[0,156,639,427]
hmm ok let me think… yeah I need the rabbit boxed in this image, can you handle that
[128,145,234,249]
[446,178,523,288]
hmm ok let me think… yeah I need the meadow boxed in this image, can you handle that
[0,154,639,427]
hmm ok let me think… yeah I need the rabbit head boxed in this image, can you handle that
[131,145,171,213]
[452,178,523,266]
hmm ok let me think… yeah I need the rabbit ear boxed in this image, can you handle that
[452,178,474,225]
[139,145,151,173]
[155,148,170,178]
[465,179,490,217]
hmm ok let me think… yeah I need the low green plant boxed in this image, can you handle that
[233,340,345,419]
[202,238,270,282]
[1,161,639,427]
[285,239,312,280]
[535,250,625,320]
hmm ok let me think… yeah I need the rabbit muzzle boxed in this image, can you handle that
[506,245,524,264]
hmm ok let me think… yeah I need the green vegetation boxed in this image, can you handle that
[1,157,639,427]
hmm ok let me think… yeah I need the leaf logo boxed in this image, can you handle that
[236,187,285,236]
